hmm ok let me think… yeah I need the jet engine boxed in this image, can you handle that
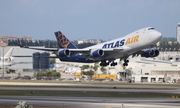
[90,49,104,57]
[141,49,159,58]
[58,49,70,57]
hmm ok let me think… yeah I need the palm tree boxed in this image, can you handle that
[93,63,99,74]
[81,65,90,71]
[80,65,90,75]
[100,66,107,74]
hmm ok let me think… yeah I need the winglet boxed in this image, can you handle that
[54,31,77,49]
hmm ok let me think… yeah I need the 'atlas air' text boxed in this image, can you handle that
[102,35,139,48]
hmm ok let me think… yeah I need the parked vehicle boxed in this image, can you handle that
[74,78,81,82]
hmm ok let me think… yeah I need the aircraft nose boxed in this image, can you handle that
[150,31,162,40]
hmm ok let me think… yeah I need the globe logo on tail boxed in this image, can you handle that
[56,31,70,48]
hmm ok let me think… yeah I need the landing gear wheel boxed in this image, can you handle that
[110,62,117,66]
[100,60,109,67]
[123,63,128,66]
[123,57,129,67]
[126,60,129,63]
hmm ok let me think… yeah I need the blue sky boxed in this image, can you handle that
[0,0,180,41]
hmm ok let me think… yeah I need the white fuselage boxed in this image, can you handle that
[0,57,15,69]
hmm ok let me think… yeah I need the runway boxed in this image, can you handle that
[0,96,180,108]
[0,82,180,107]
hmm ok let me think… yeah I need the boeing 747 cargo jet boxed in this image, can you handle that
[19,27,162,67]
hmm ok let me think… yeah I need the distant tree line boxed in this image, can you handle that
[80,63,107,78]
[36,70,61,79]
[7,39,96,48]
[158,41,180,51]
[8,39,58,48]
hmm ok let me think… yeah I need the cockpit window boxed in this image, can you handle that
[148,28,154,30]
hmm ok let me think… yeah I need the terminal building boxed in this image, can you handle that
[0,46,50,77]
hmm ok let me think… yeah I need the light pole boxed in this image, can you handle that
[165,48,167,54]
[169,48,171,52]
[2,46,4,78]
[161,48,163,53]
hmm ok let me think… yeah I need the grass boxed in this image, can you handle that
[0,90,177,98]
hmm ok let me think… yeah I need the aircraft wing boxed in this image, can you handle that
[131,50,143,57]
[19,44,124,58]
[19,44,58,51]
[131,47,159,58]
[102,48,124,51]
[68,47,124,57]
[68,47,123,52]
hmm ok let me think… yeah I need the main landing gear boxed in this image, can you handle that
[110,61,117,66]
[100,60,118,67]
[100,57,129,67]
[123,59,129,66]
[100,60,109,66]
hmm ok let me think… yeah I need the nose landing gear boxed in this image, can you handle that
[100,60,118,67]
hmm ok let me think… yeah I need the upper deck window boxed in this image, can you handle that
[148,28,154,30]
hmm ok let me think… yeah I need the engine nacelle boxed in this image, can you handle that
[90,49,104,57]
[58,49,70,57]
[141,49,159,58]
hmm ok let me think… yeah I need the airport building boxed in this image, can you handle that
[77,39,102,44]
[177,23,180,43]
[0,46,49,77]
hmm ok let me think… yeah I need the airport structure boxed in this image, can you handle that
[0,46,50,77]
[77,39,102,44]
[177,23,180,43]
[32,52,50,72]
